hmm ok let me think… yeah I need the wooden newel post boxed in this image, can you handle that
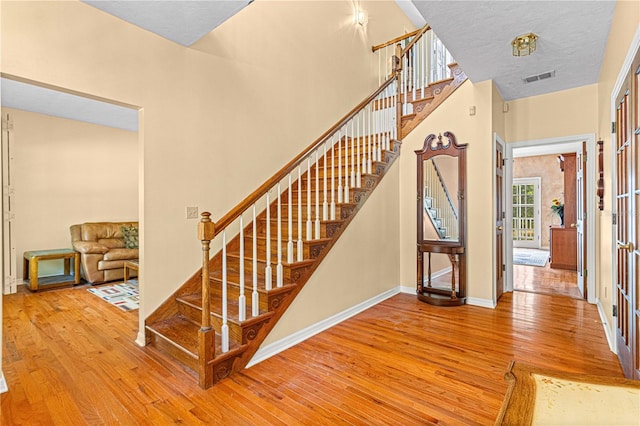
[198,211,215,388]
[198,212,215,329]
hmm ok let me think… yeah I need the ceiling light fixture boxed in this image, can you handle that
[512,33,537,57]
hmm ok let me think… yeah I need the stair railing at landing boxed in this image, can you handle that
[372,25,455,116]
[183,23,460,388]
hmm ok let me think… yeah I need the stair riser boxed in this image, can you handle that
[177,302,245,345]
[244,236,329,260]
[146,332,199,372]
[225,254,313,285]
[255,219,343,240]
[267,203,356,221]
[297,173,379,191]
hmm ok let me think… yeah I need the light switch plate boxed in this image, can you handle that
[186,206,198,219]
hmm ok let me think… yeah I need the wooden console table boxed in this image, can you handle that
[23,249,81,291]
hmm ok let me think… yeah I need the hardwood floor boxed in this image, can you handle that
[2,284,621,425]
[513,262,581,299]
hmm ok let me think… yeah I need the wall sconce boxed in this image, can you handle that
[512,33,537,57]
[354,8,367,26]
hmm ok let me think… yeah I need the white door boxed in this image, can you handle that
[512,178,541,249]
[1,113,17,294]
[576,143,586,298]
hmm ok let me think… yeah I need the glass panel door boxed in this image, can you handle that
[512,178,541,248]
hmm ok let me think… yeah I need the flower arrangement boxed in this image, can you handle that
[551,198,564,225]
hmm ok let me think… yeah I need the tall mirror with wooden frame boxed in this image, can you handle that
[416,132,467,306]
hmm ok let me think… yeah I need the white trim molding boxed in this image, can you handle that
[0,371,8,393]
[466,297,496,309]
[596,298,616,352]
[247,287,400,368]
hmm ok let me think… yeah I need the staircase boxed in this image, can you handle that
[144,25,467,388]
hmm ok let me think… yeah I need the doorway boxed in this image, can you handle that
[1,78,140,305]
[504,135,596,302]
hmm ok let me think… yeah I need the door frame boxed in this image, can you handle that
[494,133,506,305]
[504,134,596,302]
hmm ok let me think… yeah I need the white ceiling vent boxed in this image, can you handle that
[523,70,556,84]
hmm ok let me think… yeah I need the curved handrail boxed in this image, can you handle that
[212,74,398,235]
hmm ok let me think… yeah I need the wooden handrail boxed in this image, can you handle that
[371,26,428,52]
[212,74,398,236]
[398,25,430,58]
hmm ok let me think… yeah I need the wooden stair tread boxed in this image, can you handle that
[146,316,199,358]
[178,293,275,322]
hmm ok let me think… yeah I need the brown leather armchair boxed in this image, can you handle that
[70,222,138,284]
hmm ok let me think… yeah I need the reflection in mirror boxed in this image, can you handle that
[423,155,459,242]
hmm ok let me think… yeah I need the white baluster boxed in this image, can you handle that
[378,48,381,86]
[361,110,366,178]
[355,115,361,187]
[367,104,372,174]
[315,150,320,239]
[337,130,343,203]
[306,157,312,240]
[265,191,272,290]
[375,96,381,162]
[287,174,293,263]
[221,230,229,352]
[350,121,355,188]
[412,45,417,101]
[276,182,283,288]
[238,215,246,322]
[252,204,258,317]
[344,126,350,203]
[322,143,328,221]
[297,167,303,261]
[421,35,426,98]
[330,135,336,220]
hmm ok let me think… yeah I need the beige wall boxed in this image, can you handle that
[505,84,598,143]
[596,1,640,333]
[513,154,565,249]
[1,108,138,278]
[399,80,496,303]
[0,0,413,343]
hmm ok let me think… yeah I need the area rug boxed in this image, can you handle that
[513,249,549,267]
[88,282,139,311]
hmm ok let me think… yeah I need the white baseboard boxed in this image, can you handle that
[596,298,616,352]
[466,297,496,309]
[399,285,415,294]
[135,330,147,347]
[247,287,401,368]
[0,371,8,393]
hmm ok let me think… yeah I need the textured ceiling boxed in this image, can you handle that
[408,0,616,101]
[83,0,252,46]
[1,78,138,132]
